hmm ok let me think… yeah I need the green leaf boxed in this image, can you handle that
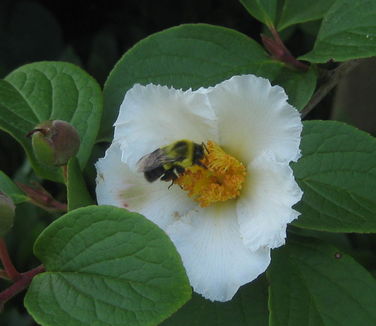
[273,67,316,111]
[161,276,268,326]
[292,120,376,232]
[0,62,103,182]
[66,157,94,211]
[101,24,316,140]
[300,0,376,63]
[268,237,376,326]
[0,170,27,204]
[25,205,191,326]
[277,0,336,31]
[239,0,278,27]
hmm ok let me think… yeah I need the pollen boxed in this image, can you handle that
[176,141,246,207]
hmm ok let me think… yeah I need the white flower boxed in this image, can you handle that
[96,75,303,302]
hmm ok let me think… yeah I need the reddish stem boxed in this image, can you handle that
[0,265,45,311]
[50,199,68,212]
[0,270,9,280]
[16,182,67,213]
[269,27,289,50]
[261,27,309,71]
[0,238,20,281]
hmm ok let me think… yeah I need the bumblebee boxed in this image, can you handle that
[137,140,206,183]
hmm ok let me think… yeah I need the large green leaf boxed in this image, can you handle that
[25,205,191,326]
[161,276,268,326]
[292,120,376,232]
[239,0,278,27]
[301,0,376,62]
[277,0,336,31]
[268,237,376,326]
[0,170,27,204]
[0,62,103,182]
[101,24,316,141]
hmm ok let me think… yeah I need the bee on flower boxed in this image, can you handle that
[136,139,206,184]
[96,74,303,302]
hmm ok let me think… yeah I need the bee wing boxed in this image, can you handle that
[137,148,176,172]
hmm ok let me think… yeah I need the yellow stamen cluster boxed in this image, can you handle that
[176,141,246,207]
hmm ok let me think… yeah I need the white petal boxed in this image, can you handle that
[207,74,302,164]
[167,203,271,302]
[95,143,196,229]
[237,153,303,251]
[113,84,218,170]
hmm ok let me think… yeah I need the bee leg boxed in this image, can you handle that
[160,170,178,189]
[167,174,178,190]
[170,166,185,189]
[168,180,175,189]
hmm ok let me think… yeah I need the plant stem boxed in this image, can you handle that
[262,27,309,71]
[0,265,45,311]
[0,238,20,281]
[301,59,363,118]
[16,182,67,213]
[0,270,8,280]
[62,164,68,183]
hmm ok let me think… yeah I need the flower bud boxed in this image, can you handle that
[0,192,15,237]
[28,120,80,166]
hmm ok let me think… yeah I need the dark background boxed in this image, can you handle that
[0,0,264,82]
[1,1,375,325]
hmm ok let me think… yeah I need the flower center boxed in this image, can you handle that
[176,141,246,207]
